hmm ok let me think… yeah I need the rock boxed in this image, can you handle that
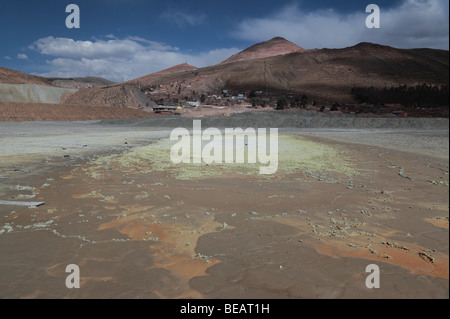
[419,251,436,263]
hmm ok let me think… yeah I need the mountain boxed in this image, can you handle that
[220,37,305,65]
[128,41,448,103]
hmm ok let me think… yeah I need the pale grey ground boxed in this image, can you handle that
[1,112,448,164]
[0,84,77,104]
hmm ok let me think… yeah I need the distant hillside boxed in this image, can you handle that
[0,67,53,86]
[47,76,116,88]
[130,63,198,86]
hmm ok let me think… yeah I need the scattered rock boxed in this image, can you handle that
[419,251,436,263]
[10,185,35,191]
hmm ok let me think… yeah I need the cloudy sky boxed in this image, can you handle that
[1,0,448,82]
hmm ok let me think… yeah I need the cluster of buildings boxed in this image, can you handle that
[140,83,448,118]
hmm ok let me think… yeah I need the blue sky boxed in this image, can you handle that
[1,0,448,81]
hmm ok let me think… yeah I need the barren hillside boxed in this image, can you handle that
[0,67,53,86]
[129,63,198,87]
[220,37,305,65]
[47,76,116,89]
[61,84,156,109]
[133,42,449,103]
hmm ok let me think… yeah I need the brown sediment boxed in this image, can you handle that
[1,127,448,299]
[96,204,223,298]
[425,217,449,229]
[313,240,449,279]
[0,102,160,122]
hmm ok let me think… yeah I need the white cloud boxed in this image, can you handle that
[30,36,148,59]
[4,56,12,60]
[231,0,449,50]
[17,53,29,60]
[30,36,240,82]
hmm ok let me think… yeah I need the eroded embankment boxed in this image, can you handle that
[0,84,77,104]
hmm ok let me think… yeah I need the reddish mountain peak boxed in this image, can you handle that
[158,63,198,73]
[220,37,305,65]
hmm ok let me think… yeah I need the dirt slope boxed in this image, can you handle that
[0,67,53,86]
[61,85,156,109]
[220,37,305,65]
